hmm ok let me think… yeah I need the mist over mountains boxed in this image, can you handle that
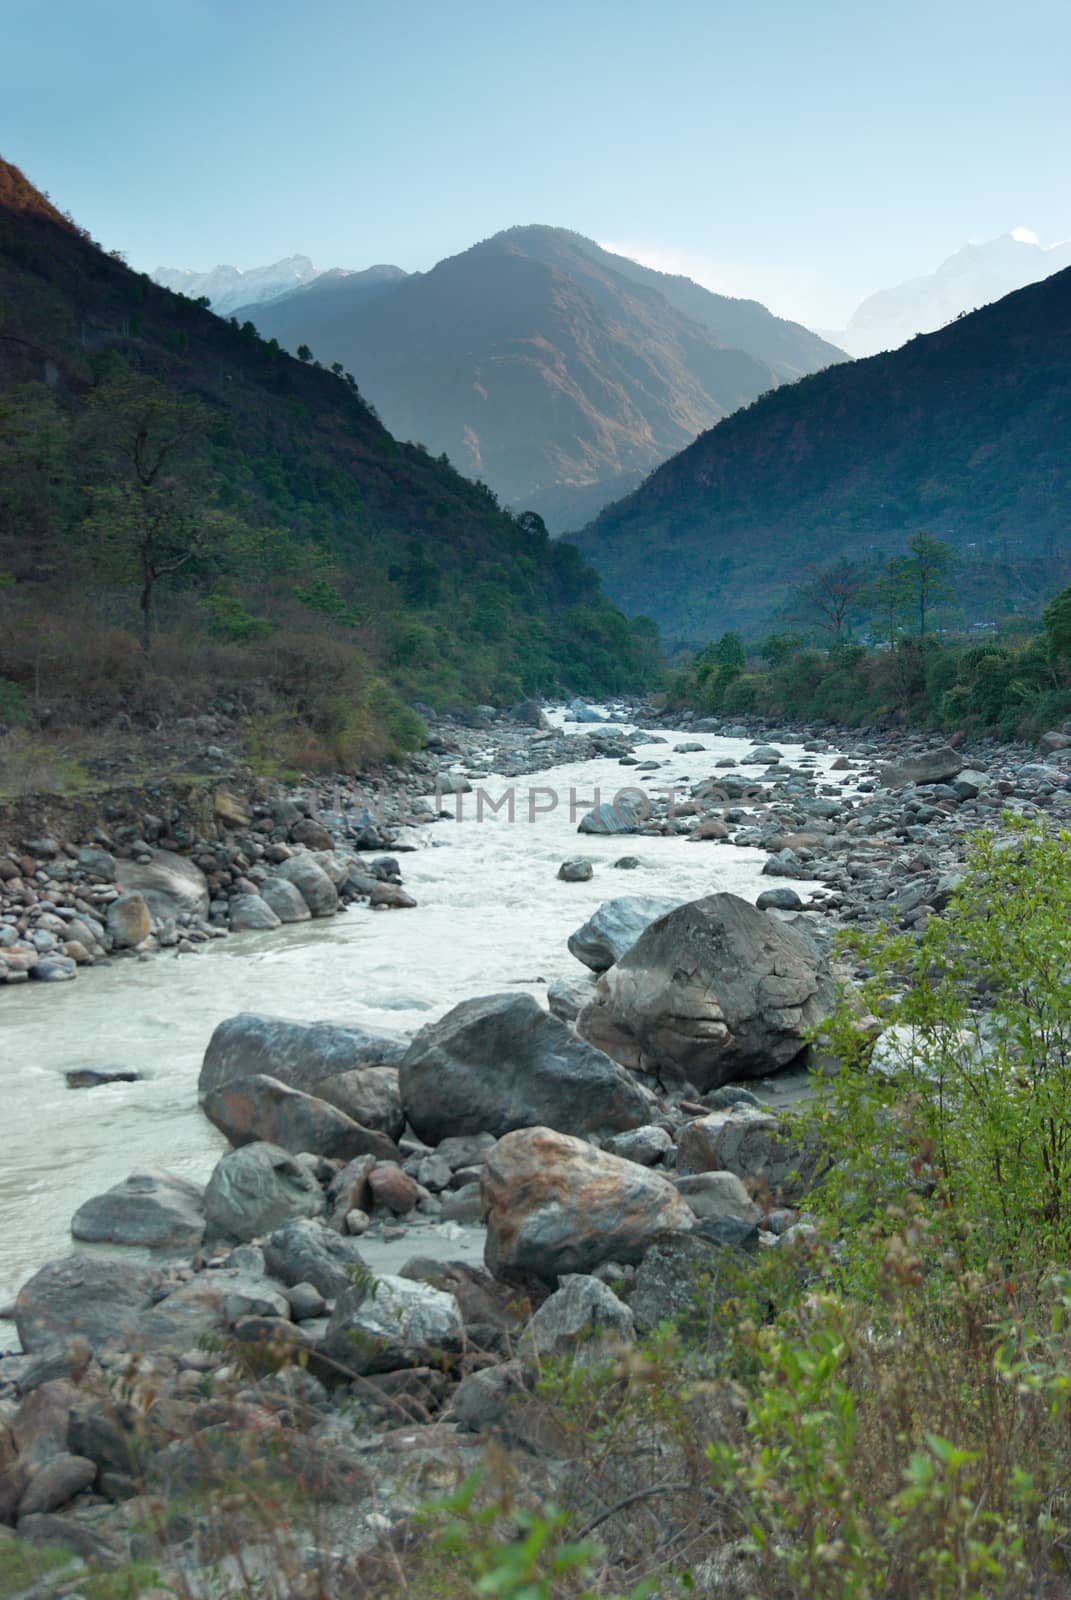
[823,231,1071,356]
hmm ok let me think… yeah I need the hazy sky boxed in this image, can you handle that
[5,0,1070,328]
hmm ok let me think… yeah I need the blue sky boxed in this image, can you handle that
[4,0,1070,326]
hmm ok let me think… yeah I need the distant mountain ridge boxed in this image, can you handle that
[574,266,1071,640]
[152,255,336,317]
[823,231,1071,356]
[235,225,845,529]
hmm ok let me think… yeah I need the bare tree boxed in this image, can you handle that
[794,557,868,645]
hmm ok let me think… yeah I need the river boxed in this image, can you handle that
[0,716,853,1312]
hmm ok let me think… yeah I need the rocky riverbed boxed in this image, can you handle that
[2,701,1071,1595]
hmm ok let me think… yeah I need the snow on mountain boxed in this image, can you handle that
[152,255,328,317]
[822,232,1071,357]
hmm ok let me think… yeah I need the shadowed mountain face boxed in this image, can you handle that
[242,225,845,530]
[573,268,1071,641]
[0,156,658,707]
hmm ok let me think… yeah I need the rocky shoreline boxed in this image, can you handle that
[2,703,1071,1594]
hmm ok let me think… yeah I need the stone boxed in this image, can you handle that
[878,747,965,788]
[369,882,417,908]
[202,1074,399,1162]
[76,846,116,881]
[199,1013,406,1100]
[322,1274,463,1374]
[511,699,549,728]
[70,1169,205,1250]
[287,1282,327,1321]
[262,1218,369,1298]
[674,1171,761,1226]
[567,895,680,972]
[367,1164,421,1215]
[677,1113,824,1206]
[557,858,594,882]
[577,892,834,1092]
[228,894,282,932]
[273,856,338,917]
[115,849,210,921]
[756,886,803,911]
[577,797,644,836]
[105,892,152,948]
[31,956,77,982]
[202,1142,326,1242]
[452,1361,531,1433]
[136,1272,289,1348]
[689,817,730,841]
[258,877,312,923]
[1039,731,1071,755]
[310,1066,405,1140]
[546,972,597,1023]
[15,1258,161,1353]
[603,1124,674,1166]
[65,1068,140,1090]
[290,818,334,851]
[399,992,652,1145]
[521,1274,634,1362]
[482,1126,694,1280]
[629,1231,746,1337]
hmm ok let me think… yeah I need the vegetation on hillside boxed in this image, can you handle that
[0,160,660,774]
[576,264,1071,640]
[669,538,1071,737]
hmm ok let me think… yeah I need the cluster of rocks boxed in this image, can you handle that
[572,724,1071,933]
[0,790,421,990]
[0,890,832,1585]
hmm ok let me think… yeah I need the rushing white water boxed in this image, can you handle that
[0,719,851,1309]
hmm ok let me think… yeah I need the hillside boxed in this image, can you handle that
[0,158,658,761]
[243,225,844,530]
[574,267,1071,641]
[231,265,408,350]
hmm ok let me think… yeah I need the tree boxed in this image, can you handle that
[794,557,868,645]
[83,376,216,649]
[296,344,313,363]
[864,558,913,650]
[903,531,955,636]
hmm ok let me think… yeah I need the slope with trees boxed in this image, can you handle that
[0,158,659,771]
[574,266,1071,641]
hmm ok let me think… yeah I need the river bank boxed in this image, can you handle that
[2,705,1071,1594]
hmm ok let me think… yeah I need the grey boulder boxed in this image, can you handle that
[258,877,312,923]
[520,1274,634,1363]
[202,1074,399,1162]
[399,992,652,1145]
[567,895,680,972]
[878,747,964,788]
[115,849,210,921]
[200,1012,407,1101]
[228,894,282,932]
[262,1218,370,1298]
[273,856,338,916]
[577,892,834,1092]
[70,1169,205,1250]
[15,1257,162,1353]
[203,1142,326,1242]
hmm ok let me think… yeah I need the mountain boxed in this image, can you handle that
[243,225,846,530]
[230,265,408,347]
[824,232,1071,357]
[152,255,330,317]
[0,156,657,749]
[574,267,1071,641]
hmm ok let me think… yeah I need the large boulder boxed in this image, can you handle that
[115,849,209,921]
[258,877,312,924]
[272,856,338,917]
[199,1013,407,1101]
[70,1169,205,1250]
[15,1257,162,1353]
[629,1232,746,1337]
[520,1274,634,1363]
[577,892,833,1092]
[322,1274,463,1373]
[203,1142,326,1242]
[577,797,644,836]
[482,1126,694,1281]
[202,1074,399,1161]
[136,1270,290,1348]
[878,747,964,788]
[227,894,282,932]
[399,993,652,1146]
[567,896,680,972]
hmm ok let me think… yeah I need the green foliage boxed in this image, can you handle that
[0,675,32,726]
[812,819,1071,1274]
